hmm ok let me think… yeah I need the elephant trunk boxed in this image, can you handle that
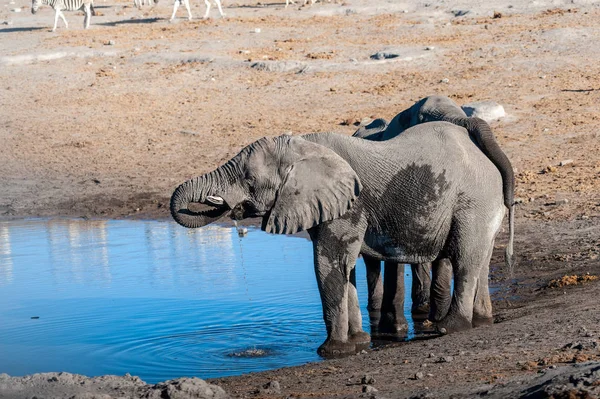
[170,166,233,229]
[449,116,516,272]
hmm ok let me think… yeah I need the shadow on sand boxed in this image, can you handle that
[96,17,164,26]
[0,26,46,33]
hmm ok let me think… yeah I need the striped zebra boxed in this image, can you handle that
[31,0,95,31]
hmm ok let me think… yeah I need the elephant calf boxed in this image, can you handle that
[171,123,506,356]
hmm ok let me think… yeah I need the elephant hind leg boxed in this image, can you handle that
[411,262,431,320]
[437,224,497,334]
[378,261,408,336]
[364,255,383,334]
[429,258,452,322]
[472,247,494,327]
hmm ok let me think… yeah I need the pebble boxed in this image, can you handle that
[440,78,450,83]
[437,356,454,363]
[362,385,378,393]
[414,372,425,380]
[254,28,261,33]
[10,8,21,12]
[370,51,400,60]
[555,199,569,206]
[425,46,435,50]
[361,374,376,385]
[106,40,116,46]
[559,159,573,166]
[461,100,506,122]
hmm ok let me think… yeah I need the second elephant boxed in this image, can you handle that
[354,95,515,332]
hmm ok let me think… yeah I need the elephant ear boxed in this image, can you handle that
[263,136,362,235]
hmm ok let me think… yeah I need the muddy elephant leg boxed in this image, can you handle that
[364,255,383,334]
[310,222,367,357]
[429,258,452,322]
[472,247,494,327]
[411,263,431,319]
[379,261,408,335]
[437,236,495,334]
[348,267,371,349]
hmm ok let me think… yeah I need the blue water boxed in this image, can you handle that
[0,219,417,383]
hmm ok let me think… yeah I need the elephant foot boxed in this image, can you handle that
[472,314,493,328]
[436,313,472,335]
[368,311,381,333]
[349,331,371,351]
[317,339,356,358]
[411,301,430,321]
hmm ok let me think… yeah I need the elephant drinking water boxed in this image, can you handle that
[171,123,507,356]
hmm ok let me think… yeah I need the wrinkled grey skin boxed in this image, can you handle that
[355,95,515,329]
[171,124,505,356]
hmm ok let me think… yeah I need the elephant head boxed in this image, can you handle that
[170,134,362,235]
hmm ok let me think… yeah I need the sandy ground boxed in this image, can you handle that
[1,0,600,397]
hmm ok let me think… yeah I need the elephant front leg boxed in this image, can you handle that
[348,267,370,350]
[411,262,431,320]
[378,261,407,335]
[364,255,383,334]
[311,224,366,357]
[429,258,452,322]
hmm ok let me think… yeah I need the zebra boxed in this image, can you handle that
[133,0,157,10]
[31,0,95,31]
[170,0,224,21]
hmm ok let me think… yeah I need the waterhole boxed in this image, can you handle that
[0,219,420,383]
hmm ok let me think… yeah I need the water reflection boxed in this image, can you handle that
[0,219,419,383]
[0,224,13,285]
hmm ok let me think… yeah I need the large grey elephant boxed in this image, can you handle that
[171,122,507,356]
[354,95,515,331]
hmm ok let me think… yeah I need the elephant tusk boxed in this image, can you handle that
[206,195,224,206]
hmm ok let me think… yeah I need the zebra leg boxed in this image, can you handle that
[170,0,179,20]
[213,0,225,17]
[52,9,60,31]
[183,0,192,20]
[202,0,211,19]
[83,3,91,29]
[285,0,296,8]
[59,10,68,28]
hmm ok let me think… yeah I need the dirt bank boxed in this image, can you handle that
[0,0,599,396]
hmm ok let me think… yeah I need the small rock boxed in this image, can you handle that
[426,373,434,377]
[437,356,454,363]
[428,353,435,358]
[493,11,502,18]
[349,58,358,63]
[414,372,425,380]
[425,46,435,50]
[555,199,569,206]
[559,159,573,166]
[262,380,281,393]
[254,28,261,33]
[440,78,450,83]
[370,51,400,60]
[10,8,21,12]
[106,40,116,46]
[542,165,558,174]
[462,100,506,122]
[361,374,376,385]
[452,9,470,17]
[363,385,378,393]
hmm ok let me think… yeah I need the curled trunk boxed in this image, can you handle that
[170,167,231,229]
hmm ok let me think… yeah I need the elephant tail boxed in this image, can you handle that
[505,203,515,276]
